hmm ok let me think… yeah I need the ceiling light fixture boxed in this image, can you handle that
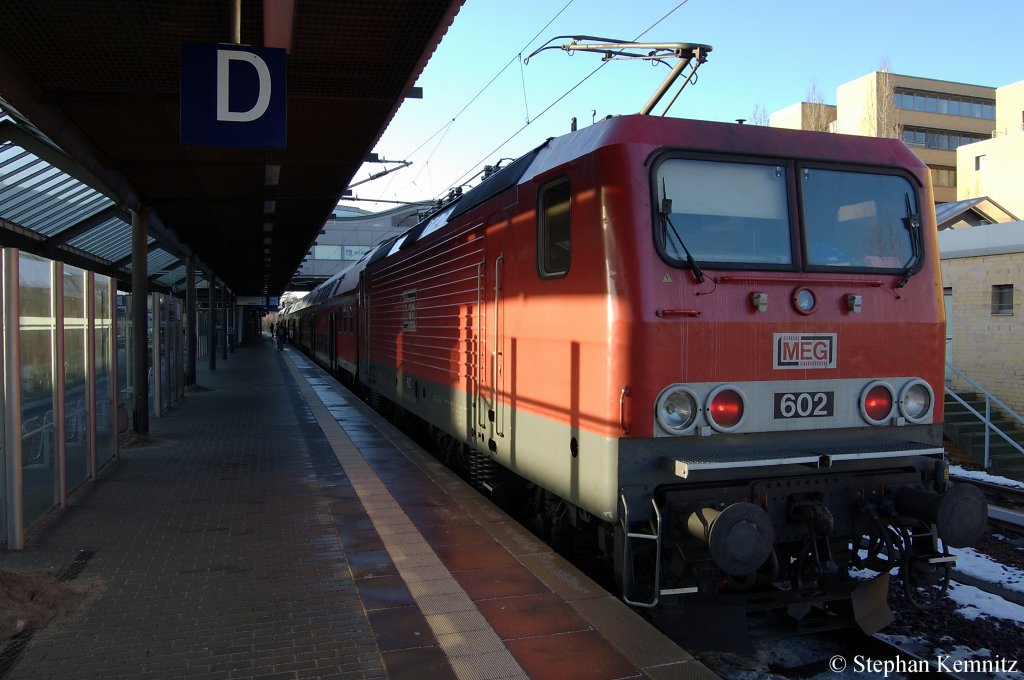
[264,164,281,186]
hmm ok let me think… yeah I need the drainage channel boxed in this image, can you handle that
[0,550,95,679]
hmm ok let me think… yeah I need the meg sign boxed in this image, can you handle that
[773,333,837,370]
[180,43,287,149]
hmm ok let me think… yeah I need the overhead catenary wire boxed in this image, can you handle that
[360,0,694,207]
[519,53,531,124]
[440,0,693,197]
[367,0,576,200]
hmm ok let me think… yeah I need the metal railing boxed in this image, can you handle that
[990,124,1024,138]
[945,361,1024,469]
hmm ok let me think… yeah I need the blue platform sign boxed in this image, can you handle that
[180,43,287,150]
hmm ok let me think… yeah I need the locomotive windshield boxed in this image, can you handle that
[801,168,916,271]
[655,158,918,273]
[657,159,793,266]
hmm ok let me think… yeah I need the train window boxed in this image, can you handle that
[801,169,916,271]
[655,159,792,267]
[538,178,571,278]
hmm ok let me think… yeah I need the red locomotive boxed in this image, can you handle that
[284,41,986,648]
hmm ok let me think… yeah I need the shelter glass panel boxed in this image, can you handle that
[197,307,209,360]
[148,295,154,416]
[116,292,129,419]
[158,294,170,414]
[19,252,56,527]
[64,265,89,490]
[95,274,115,467]
[0,142,113,235]
[1,253,5,546]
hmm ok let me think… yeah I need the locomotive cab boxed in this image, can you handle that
[586,116,988,645]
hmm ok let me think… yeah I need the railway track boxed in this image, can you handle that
[698,626,972,679]
[952,474,1024,510]
[696,479,1024,677]
[951,475,1024,541]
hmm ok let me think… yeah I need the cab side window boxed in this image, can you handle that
[538,178,571,278]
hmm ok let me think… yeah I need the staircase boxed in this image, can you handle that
[944,389,1024,481]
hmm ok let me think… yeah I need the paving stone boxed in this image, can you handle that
[0,343,410,679]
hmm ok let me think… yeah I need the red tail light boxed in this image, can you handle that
[863,385,893,423]
[708,388,744,429]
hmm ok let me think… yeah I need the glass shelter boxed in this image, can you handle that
[3,250,118,546]
[1,104,199,548]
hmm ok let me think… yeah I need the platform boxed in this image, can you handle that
[0,337,717,680]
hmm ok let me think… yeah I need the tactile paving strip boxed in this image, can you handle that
[285,358,529,680]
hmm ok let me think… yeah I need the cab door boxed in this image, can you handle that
[474,208,513,453]
[328,311,337,374]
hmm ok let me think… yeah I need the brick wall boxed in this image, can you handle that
[942,253,1024,414]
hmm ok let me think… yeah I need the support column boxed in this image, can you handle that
[108,276,121,462]
[186,255,197,386]
[220,281,228,361]
[229,295,236,353]
[131,208,149,434]
[151,292,162,417]
[208,278,217,371]
[85,272,97,478]
[54,262,67,507]
[3,248,25,549]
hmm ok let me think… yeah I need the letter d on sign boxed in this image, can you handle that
[217,50,271,122]
[181,42,286,149]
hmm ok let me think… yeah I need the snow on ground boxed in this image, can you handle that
[948,581,1024,624]
[950,464,1024,490]
[950,546,1024,593]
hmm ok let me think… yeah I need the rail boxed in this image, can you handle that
[945,361,1024,468]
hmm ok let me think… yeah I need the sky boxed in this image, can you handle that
[338,0,1024,213]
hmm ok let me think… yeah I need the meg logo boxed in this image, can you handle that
[773,333,837,369]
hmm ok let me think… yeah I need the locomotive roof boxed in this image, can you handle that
[294,114,926,311]
[518,114,927,183]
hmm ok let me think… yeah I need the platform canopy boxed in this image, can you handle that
[0,1,463,296]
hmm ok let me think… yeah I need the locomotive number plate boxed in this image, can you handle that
[773,391,834,419]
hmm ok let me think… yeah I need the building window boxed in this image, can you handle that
[930,167,956,188]
[537,178,571,278]
[975,155,987,171]
[313,245,342,260]
[894,89,995,120]
[992,284,1014,316]
[902,126,986,150]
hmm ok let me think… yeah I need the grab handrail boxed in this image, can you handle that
[946,361,1024,469]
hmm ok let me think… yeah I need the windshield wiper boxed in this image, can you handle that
[660,180,705,284]
[897,192,922,288]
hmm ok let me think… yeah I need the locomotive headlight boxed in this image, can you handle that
[899,380,933,423]
[792,287,817,315]
[656,386,699,434]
